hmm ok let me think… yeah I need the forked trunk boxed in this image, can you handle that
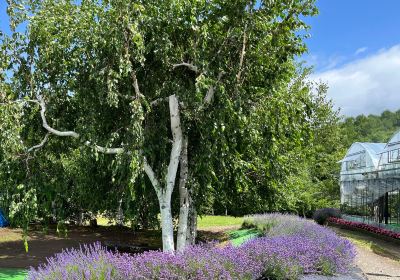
[143,95,182,252]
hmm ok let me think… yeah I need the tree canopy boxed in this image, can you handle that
[0,0,345,251]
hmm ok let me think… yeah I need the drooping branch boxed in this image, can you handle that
[37,97,79,138]
[22,97,126,155]
[27,133,50,153]
[172,62,198,73]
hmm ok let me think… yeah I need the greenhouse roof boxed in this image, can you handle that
[361,143,386,156]
[339,142,385,163]
[378,130,400,154]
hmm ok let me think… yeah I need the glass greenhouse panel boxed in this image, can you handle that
[339,131,400,227]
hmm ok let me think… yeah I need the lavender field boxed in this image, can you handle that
[28,214,355,280]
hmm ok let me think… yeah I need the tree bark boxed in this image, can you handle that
[159,195,175,252]
[177,136,189,251]
[116,196,124,226]
[19,95,184,252]
[142,94,182,252]
[186,192,197,246]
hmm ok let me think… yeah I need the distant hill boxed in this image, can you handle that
[341,109,400,147]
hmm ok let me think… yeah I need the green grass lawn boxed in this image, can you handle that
[0,269,27,280]
[197,215,243,229]
[228,228,260,246]
[97,215,244,229]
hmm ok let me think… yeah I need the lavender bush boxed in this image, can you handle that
[28,214,355,280]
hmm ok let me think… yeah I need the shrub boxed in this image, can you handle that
[313,208,341,225]
[28,214,355,280]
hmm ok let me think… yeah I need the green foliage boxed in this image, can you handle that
[0,0,337,236]
[8,184,37,252]
[341,110,400,146]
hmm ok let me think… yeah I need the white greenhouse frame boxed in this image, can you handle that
[340,131,400,231]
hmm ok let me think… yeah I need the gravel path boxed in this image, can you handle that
[331,227,400,280]
[354,245,400,280]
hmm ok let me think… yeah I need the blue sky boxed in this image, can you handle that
[304,0,400,72]
[0,1,9,34]
[304,0,400,117]
[1,0,400,116]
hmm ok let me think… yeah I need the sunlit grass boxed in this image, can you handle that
[97,215,244,229]
[0,228,22,243]
[96,216,116,226]
[228,228,260,246]
[0,268,27,280]
[197,215,243,229]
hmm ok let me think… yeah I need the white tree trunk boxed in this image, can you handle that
[159,195,175,252]
[177,136,189,252]
[142,94,182,252]
[21,91,186,252]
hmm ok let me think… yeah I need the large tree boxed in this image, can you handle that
[0,0,317,251]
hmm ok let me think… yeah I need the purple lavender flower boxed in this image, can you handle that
[28,214,355,280]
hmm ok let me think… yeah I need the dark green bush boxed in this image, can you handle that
[313,208,341,225]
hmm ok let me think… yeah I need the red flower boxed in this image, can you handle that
[327,217,400,239]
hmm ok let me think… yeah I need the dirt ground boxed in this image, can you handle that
[0,224,237,269]
[0,225,162,269]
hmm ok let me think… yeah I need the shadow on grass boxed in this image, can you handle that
[0,268,27,280]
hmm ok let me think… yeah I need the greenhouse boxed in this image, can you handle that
[340,131,400,231]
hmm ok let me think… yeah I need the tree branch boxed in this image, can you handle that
[143,156,161,192]
[92,143,125,154]
[172,62,198,73]
[27,133,50,153]
[199,72,224,110]
[236,24,248,84]
[37,97,80,138]
[150,97,169,106]
[23,97,127,155]
[131,71,143,99]
[166,94,183,194]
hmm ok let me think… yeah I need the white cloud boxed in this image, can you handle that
[355,47,367,55]
[311,45,400,117]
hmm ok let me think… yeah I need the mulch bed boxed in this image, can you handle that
[0,225,162,269]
